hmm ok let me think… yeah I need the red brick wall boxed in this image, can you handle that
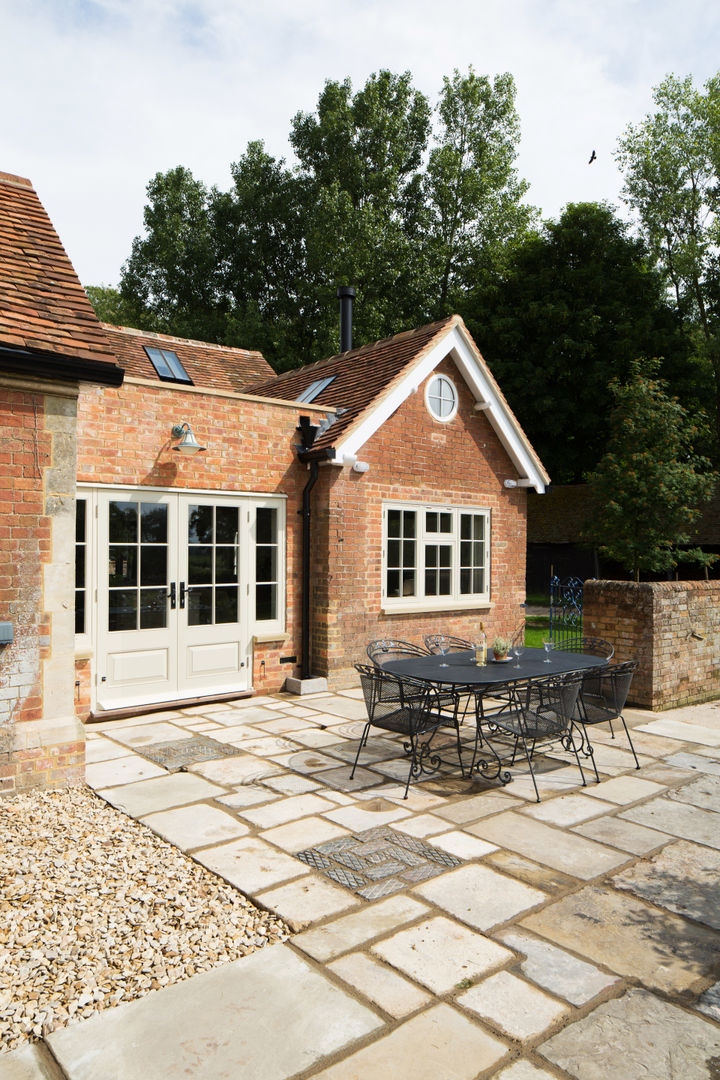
[76,380,309,705]
[584,579,720,708]
[311,360,528,685]
[0,388,51,731]
[76,365,530,700]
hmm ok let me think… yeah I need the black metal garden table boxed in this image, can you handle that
[384,647,609,785]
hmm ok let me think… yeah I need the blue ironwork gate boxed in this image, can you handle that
[549,576,584,644]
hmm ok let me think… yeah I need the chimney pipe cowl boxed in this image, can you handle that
[337,286,355,354]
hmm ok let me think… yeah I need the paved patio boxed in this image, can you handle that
[3,690,720,1079]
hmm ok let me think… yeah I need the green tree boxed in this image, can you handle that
[85,285,141,327]
[425,69,536,312]
[616,73,720,455]
[120,166,225,342]
[465,202,698,482]
[117,68,535,370]
[586,362,717,580]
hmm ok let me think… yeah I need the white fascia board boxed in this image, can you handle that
[332,323,547,492]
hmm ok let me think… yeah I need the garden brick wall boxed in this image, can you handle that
[0,380,85,793]
[583,579,720,709]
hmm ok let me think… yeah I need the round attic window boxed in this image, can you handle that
[425,374,458,422]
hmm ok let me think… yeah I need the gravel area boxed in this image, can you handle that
[0,785,290,1055]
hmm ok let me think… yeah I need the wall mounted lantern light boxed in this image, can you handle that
[171,422,206,455]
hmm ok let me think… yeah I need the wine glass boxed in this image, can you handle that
[438,640,449,667]
[512,643,524,669]
[543,639,554,663]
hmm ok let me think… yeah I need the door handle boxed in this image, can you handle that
[179,582,186,609]
[169,582,176,609]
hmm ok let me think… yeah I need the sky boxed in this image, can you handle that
[2,0,718,288]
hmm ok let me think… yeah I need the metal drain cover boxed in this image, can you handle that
[139,736,242,772]
[295,824,462,900]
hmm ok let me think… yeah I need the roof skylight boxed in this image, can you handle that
[144,345,193,384]
[296,375,336,404]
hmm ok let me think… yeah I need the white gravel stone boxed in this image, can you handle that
[0,785,289,1055]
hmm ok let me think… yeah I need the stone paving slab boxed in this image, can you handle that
[484,851,579,894]
[582,774,666,804]
[0,1042,64,1079]
[327,952,432,1018]
[239,792,337,829]
[634,718,720,746]
[665,751,720,776]
[96,772,226,816]
[187,754,283,785]
[260,816,350,853]
[85,755,166,788]
[194,836,311,893]
[667,772,720,812]
[310,1003,510,1080]
[371,915,514,994]
[468,812,630,879]
[414,864,548,931]
[572,814,671,855]
[256,873,359,929]
[430,830,498,859]
[521,793,615,826]
[521,884,720,993]
[47,945,383,1080]
[496,928,619,1006]
[495,1063,557,1080]
[611,839,720,929]
[457,970,568,1040]
[106,721,191,748]
[140,804,249,850]
[539,988,720,1080]
[696,980,720,1022]
[293,894,430,962]
[84,739,136,764]
[620,795,720,848]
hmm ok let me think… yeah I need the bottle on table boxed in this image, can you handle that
[476,626,487,665]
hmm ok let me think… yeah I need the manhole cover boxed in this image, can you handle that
[138,736,242,772]
[295,825,461,899]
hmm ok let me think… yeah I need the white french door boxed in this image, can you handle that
[96,491,251,709]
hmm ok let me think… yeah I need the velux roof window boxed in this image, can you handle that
[144,345,193,384]
[295,375,335,403]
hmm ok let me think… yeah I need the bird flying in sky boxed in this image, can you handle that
[588,150,597,164]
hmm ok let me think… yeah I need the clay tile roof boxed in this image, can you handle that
[248,316,458,451]
[100,324,275,392]
[0,172,119,368]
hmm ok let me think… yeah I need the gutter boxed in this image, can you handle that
[296,415,336,680]
[0,344,124,387]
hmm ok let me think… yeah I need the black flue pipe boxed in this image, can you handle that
[337,286,355,353]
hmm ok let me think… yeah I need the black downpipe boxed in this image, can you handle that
[301,460,319,679]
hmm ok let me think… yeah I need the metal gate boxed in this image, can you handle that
[549,576,583,644]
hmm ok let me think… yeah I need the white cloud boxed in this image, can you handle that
[2,0,717,286]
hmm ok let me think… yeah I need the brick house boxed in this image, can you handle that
[1,170,549,786]
[0,172,123,793]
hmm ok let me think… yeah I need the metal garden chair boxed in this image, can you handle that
[353,664,453,797]
[424,634,474,654]
[574,660,640,777]
[551,636,615,659]
[367,639,429,666]
[478,671,587,802]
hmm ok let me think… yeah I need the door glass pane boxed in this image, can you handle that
[255,546,276,582]
[188,505,213,544]
[109,502,137,542]
[109,547,137,587]
[216,507,238,544]
[140,504,167,543]
[188,587,213,626]
[140,546,167,586]
[255,584,275,621]
[140,588,167,629]
[188,547,213,584]
[387,509,401,538]
[256,507,274,544]
[215,586,238,624]
[75,546,85,589]
[109,589,137,632]
[386,569,400,598]
[215,547,238,584]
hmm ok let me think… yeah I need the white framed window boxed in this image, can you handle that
[425,374,458,422]
[252,499,285,634]
[383,501,490,612]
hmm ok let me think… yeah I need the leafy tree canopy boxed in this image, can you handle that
[616,72,720,453]
[105,68,535,370]
[585,361,717,580]
[463,202,700,482]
